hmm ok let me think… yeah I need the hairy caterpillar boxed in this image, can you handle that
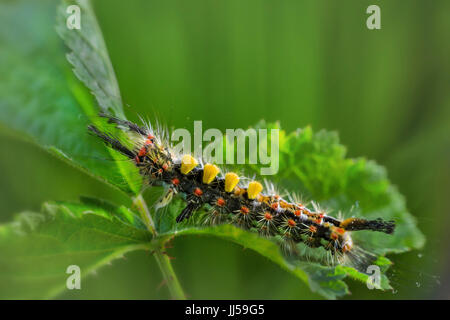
[89,113,395,270]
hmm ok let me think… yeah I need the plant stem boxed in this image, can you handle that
[134,194,186,300]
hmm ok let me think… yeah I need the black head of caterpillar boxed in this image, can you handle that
[88,113,396,269]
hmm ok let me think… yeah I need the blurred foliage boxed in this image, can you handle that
[0,0,449,299]
[0,198,151,299]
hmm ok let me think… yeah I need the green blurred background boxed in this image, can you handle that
[0,0,449,299]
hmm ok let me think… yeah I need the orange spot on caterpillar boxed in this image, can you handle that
[314,213,324,224]
[158,169,163,174]
[216,197,226,207]
[342,243,352,253]
[335,227,345,235]
[294,210,302,217]
[234,187,245,196]
[264,212,273,221]
[271,203,278,210]
[135,156,141,163]
[240,206,249,215]
[145,139,153,145]
[330,232,339,240]
[162,163,169,171]
[309,225,317,233]
[147,134,155,140]
[287,219,296,228]
[194,188,203,196]
[280,201,290,209]
[171,178,180,185]
[138,147,147,157]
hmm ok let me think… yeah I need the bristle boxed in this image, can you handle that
[87,125,135,159]
[340,218,396,234]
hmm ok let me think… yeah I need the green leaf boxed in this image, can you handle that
[56,0,125,119]
[0,0,142,195]
[0,198,151,299]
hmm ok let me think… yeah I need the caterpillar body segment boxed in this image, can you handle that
[88,115,396,267]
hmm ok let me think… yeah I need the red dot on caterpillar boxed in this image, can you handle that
[216,197,226,207]
[171,178,180,185]
[309,225,317,233]
[240,206,249,215]
[294,210,302,217]
[287,219,296,228]
[162,163,169,171]
[194,188,203,197]
[264,212,273,221]
[271,203,278,210]
[135,156,141,163]
[138,146,147,157]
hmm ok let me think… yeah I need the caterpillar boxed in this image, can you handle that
[88,113,395,270]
